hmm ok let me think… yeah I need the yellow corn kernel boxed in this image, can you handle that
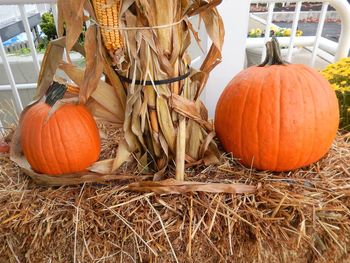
[66,84,80,95]
[92,0,123,52]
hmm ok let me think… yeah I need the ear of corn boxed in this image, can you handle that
[92,0,123,53]
[66,83,80,95]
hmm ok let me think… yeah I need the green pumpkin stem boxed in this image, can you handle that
[259,37,287,67]
[45,82,67,106]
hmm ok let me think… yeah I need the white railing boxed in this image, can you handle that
[0,0,57,114]
[248,0,350,65]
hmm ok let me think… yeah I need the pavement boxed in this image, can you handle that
[275,22,341,42]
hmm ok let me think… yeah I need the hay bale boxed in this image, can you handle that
[1,132,350,262]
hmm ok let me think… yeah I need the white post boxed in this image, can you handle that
[204,0,251,117]
[0,36,23,113]
[262,2,275,63]
[311,2,329,67]
[286,1,302,62]
[51,3,58,29]
[330,0,350,61]
[18,4,41,76]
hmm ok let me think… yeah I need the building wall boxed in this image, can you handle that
[205,0,251,117]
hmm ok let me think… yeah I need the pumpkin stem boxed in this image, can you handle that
[259,37,287,67]
[45,82,67,106]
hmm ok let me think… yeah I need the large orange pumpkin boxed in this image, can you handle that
[215,38,339,172]
[21,82,101,175]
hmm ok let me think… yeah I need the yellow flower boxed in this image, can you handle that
[255,28,262,36]
[296,30,303,37]
[332,84,340,91]
[249,29,256,37]
[322,57,350,93]
[284,28,291,36]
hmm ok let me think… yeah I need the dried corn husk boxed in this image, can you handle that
[109,0,224,180]
[56,0,225,180]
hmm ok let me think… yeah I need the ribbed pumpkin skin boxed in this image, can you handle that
[21,103,101,175]
[215,64,339,172]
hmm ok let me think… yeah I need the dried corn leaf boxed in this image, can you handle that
[186,20,204,53]
[151,0,174,57]
[199,100,209,120]
[156,96,176,153]
[186,0,222,17]
[58,0,85,52]
[128,179,258,194]
[200,43,222,75]
[13,154,148,186]
[186,120,203,160]
[131,96,145,146]
[89,159,114,174]
[57,1,64,37]
[36,38,65,99]
[87,100,123,124]
[101,51,127,110]
[84,0,97,21]
[171,94,212,131]
[36,37,86,100]
[200,4,224,51]
[59,63,124,124]
[80,25,104,104]
[112,139,134,172]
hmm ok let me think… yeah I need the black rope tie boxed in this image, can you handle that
[117,68,191,86]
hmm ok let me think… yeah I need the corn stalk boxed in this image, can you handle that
[57,0,224,180]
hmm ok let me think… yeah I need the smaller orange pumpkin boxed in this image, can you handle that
[0,141,10,153]
[21,82,101,175]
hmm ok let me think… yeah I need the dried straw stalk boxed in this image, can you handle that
[1,131,350,262]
